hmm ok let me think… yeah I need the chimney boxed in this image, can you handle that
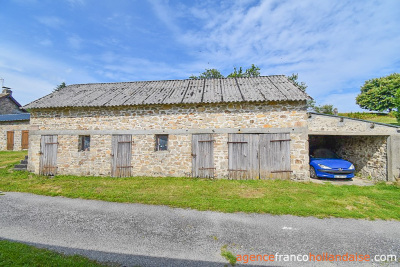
[2,87,12,95]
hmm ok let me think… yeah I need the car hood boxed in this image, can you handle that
[310,159,353,169]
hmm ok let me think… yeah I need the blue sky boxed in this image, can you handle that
[1,0,399,112]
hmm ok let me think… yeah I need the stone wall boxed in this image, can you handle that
[336,136,387,181]
[28,101,309,179]
[0,121,30,150]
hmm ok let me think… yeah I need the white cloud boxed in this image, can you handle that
[35,16,65,28]
[0,43,98,105]
[150,0,400,109]
[68,35,83,50]
[39,39,53,47]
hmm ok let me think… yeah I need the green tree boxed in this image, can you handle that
[394,89,400,122]
[356,73,400,112]
[227,64,261,78]
[190,65,261,79]
[226,67,244,78]
[189,69,224,79]
[287,73,307,92]
[313,104,335,115]
[53,82,66,92]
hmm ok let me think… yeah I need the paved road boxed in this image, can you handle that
[0,192,399,266]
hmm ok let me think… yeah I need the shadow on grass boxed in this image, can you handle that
[1,238,268,267]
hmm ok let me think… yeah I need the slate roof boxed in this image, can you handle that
[24,75,311,109]
[0,92,24,110]
[0,113,30,122]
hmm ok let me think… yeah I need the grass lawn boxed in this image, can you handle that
[0,239,109,267]
[0,151,399,220]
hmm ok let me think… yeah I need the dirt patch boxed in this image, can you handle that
[309,176,375,186]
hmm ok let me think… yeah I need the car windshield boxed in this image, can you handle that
[311,148,340,159]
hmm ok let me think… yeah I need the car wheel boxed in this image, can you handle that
[310,166,317,179]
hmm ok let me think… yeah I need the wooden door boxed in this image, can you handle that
[111,135,133,177]
[39,135,58,175]
[21,130,29,149]
[228,133,291,180]
[259,133,291,179]
[7,131,14,150]
[192,134,215,178]
[228,134,259,180]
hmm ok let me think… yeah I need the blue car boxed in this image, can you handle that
[310,148,355,179]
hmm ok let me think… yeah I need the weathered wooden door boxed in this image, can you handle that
[111,135,133,177]
[228,133,291,180]
[228,134,259,179]
[259,133,291,179]
[192,134,215,178]
[21,130,29,149]
[39,135,58,175]
[6,131,14,150]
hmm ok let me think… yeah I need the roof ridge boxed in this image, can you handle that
[64,75,287,87]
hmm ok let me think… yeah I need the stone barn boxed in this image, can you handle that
[24,76,311,180]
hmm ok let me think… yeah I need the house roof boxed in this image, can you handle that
[24,75,311,109]
[0,113,30,122]
[0,92,25,110]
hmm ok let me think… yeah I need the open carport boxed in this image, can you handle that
[308,113,400,182]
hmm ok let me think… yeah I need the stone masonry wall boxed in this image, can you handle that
[0,121,30,151]
[335,136,387,181]
[28,101,309,179]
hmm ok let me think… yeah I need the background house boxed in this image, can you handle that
[0,87,30,150]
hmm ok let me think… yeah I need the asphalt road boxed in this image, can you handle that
[0,192,399,266]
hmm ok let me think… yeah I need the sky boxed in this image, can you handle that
[1,0,399,112]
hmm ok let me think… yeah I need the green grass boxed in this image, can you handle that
[0,239,109,267]
[1,151,400,220]
[339,112,400,126]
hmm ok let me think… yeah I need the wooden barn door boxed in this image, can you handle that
[228,134,259,179]
[259,133,291,179]
[111,135,133,177]
[21,130,29,149]
[192,134,215,178]
[228,133,291,180]
[39,135,58,175]
[7,131,14,150]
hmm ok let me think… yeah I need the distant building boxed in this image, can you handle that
[0,87,30,150]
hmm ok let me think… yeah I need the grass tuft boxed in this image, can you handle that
[221,245,237,266]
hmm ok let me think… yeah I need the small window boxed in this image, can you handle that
[155,135,168,151]
[78,135,90,151]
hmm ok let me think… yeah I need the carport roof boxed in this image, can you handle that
[308,112,400,129]
[24,75,311,109]
[0,113,30,122]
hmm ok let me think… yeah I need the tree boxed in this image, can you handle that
[53,82,66,92]
[227,64,261,78]
[356,73,400,112]
[287,73,307,92]
[189,69,224,79]
[190,65,261,79]
[313,104,335,115]
[395,89,400,122]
